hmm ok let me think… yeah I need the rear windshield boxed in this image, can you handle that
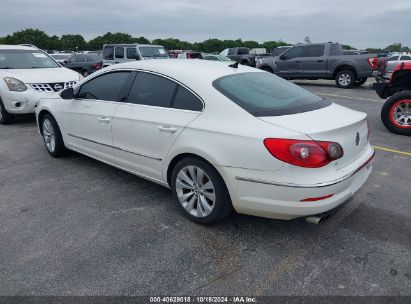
[212,72,330,116]
[0,49,60,69]
[138,46,170,58]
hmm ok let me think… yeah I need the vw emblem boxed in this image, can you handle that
[355,132,360,146]
[54,84,63,91]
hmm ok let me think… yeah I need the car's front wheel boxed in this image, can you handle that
[41,113,67,157]
[171,157,233,224]
[381,92,411,136]
[0,98,15,125]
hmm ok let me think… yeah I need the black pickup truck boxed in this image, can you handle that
[220,47,256,67]
[256,42,386,88]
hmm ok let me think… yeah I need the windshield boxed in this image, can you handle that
[138,46,170,58]
[50,54,71,60]
[272,47,291,56]
[0,49,60,69]
[213,72,330,116]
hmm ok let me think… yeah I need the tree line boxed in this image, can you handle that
[0,28,409,54]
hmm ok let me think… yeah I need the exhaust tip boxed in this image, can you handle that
[305,213,331,225]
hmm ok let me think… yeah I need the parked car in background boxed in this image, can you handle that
[256,46,292,68]
[102,44,169,67]
[50,54,71,66]
[0,45,81,124]
[256,42,386,88]
[203,54,233,62]
[168,50,183,58]
[220,47,256,66]
[36,60,373,224]
[249,48,266,55]
[386,54,411,73]
[178,51,203,59]
[65,54,103,77]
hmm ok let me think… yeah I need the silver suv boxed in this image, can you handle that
[102,44,169,67]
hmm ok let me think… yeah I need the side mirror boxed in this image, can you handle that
[63,60,68,64]
[279,55,286,60]
[60,88,74,100]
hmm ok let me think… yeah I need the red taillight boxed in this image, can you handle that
[93,62,102,69]
[301,194,334,202]
[367,57,379,70]
[263,138,344,168]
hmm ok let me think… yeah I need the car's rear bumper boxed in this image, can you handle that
[219,148,374,220]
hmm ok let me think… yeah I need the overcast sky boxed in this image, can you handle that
[1,0,410,49]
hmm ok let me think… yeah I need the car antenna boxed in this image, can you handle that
[229,61,239,68]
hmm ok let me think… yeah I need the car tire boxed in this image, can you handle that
[354,77,368,87]
[171,157,233,225]
[335,70,357,89]
[381,92,411,136]
[40,113,67,157]
[0,98,15,125]
[240,60,249,66]
[82,70,90,77]
[261,66,273,73]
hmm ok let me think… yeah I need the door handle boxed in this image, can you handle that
[98,117,111,123]
[158,125,177,133]
[317,60,324,62]
[295,61,301,63]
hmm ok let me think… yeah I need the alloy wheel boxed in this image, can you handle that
[338,73,351,86]
[390,100,411,128]
[42,118,56,152]
[175,165,216,218]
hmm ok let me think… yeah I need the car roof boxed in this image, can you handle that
[0,44,39,51]
[105,59,260,93]
[103,44,163,48]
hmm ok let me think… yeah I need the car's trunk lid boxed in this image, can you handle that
[259,103,368,170]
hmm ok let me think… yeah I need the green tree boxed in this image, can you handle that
[60,34,86,51]
[385,43,402,52]
[3,28,54,50]
[87,32,149,50]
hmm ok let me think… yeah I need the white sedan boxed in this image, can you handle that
[35,60,374,224]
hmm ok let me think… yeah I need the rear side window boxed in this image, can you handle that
[172,86,203,111]
[127,72,176,108]
[388,56,399,61]
[78,72,130,101]
[400,55,411,60]
[329,44,342,56]
[213,72,330,116]
[103,46,114,60]
[306,45,325,57]
[115,47,124,58]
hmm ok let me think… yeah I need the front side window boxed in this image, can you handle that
[0,50,60,69]
[127,72,176,107]
[213,72,330,116]
[282,46,306,60]
[228,49,236,56]
[78,72,130,101]
[127,48,138,59]
[172,86,203,111]
[115,47,124,59]
[400,55,411,60]
[103,46,114,60]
